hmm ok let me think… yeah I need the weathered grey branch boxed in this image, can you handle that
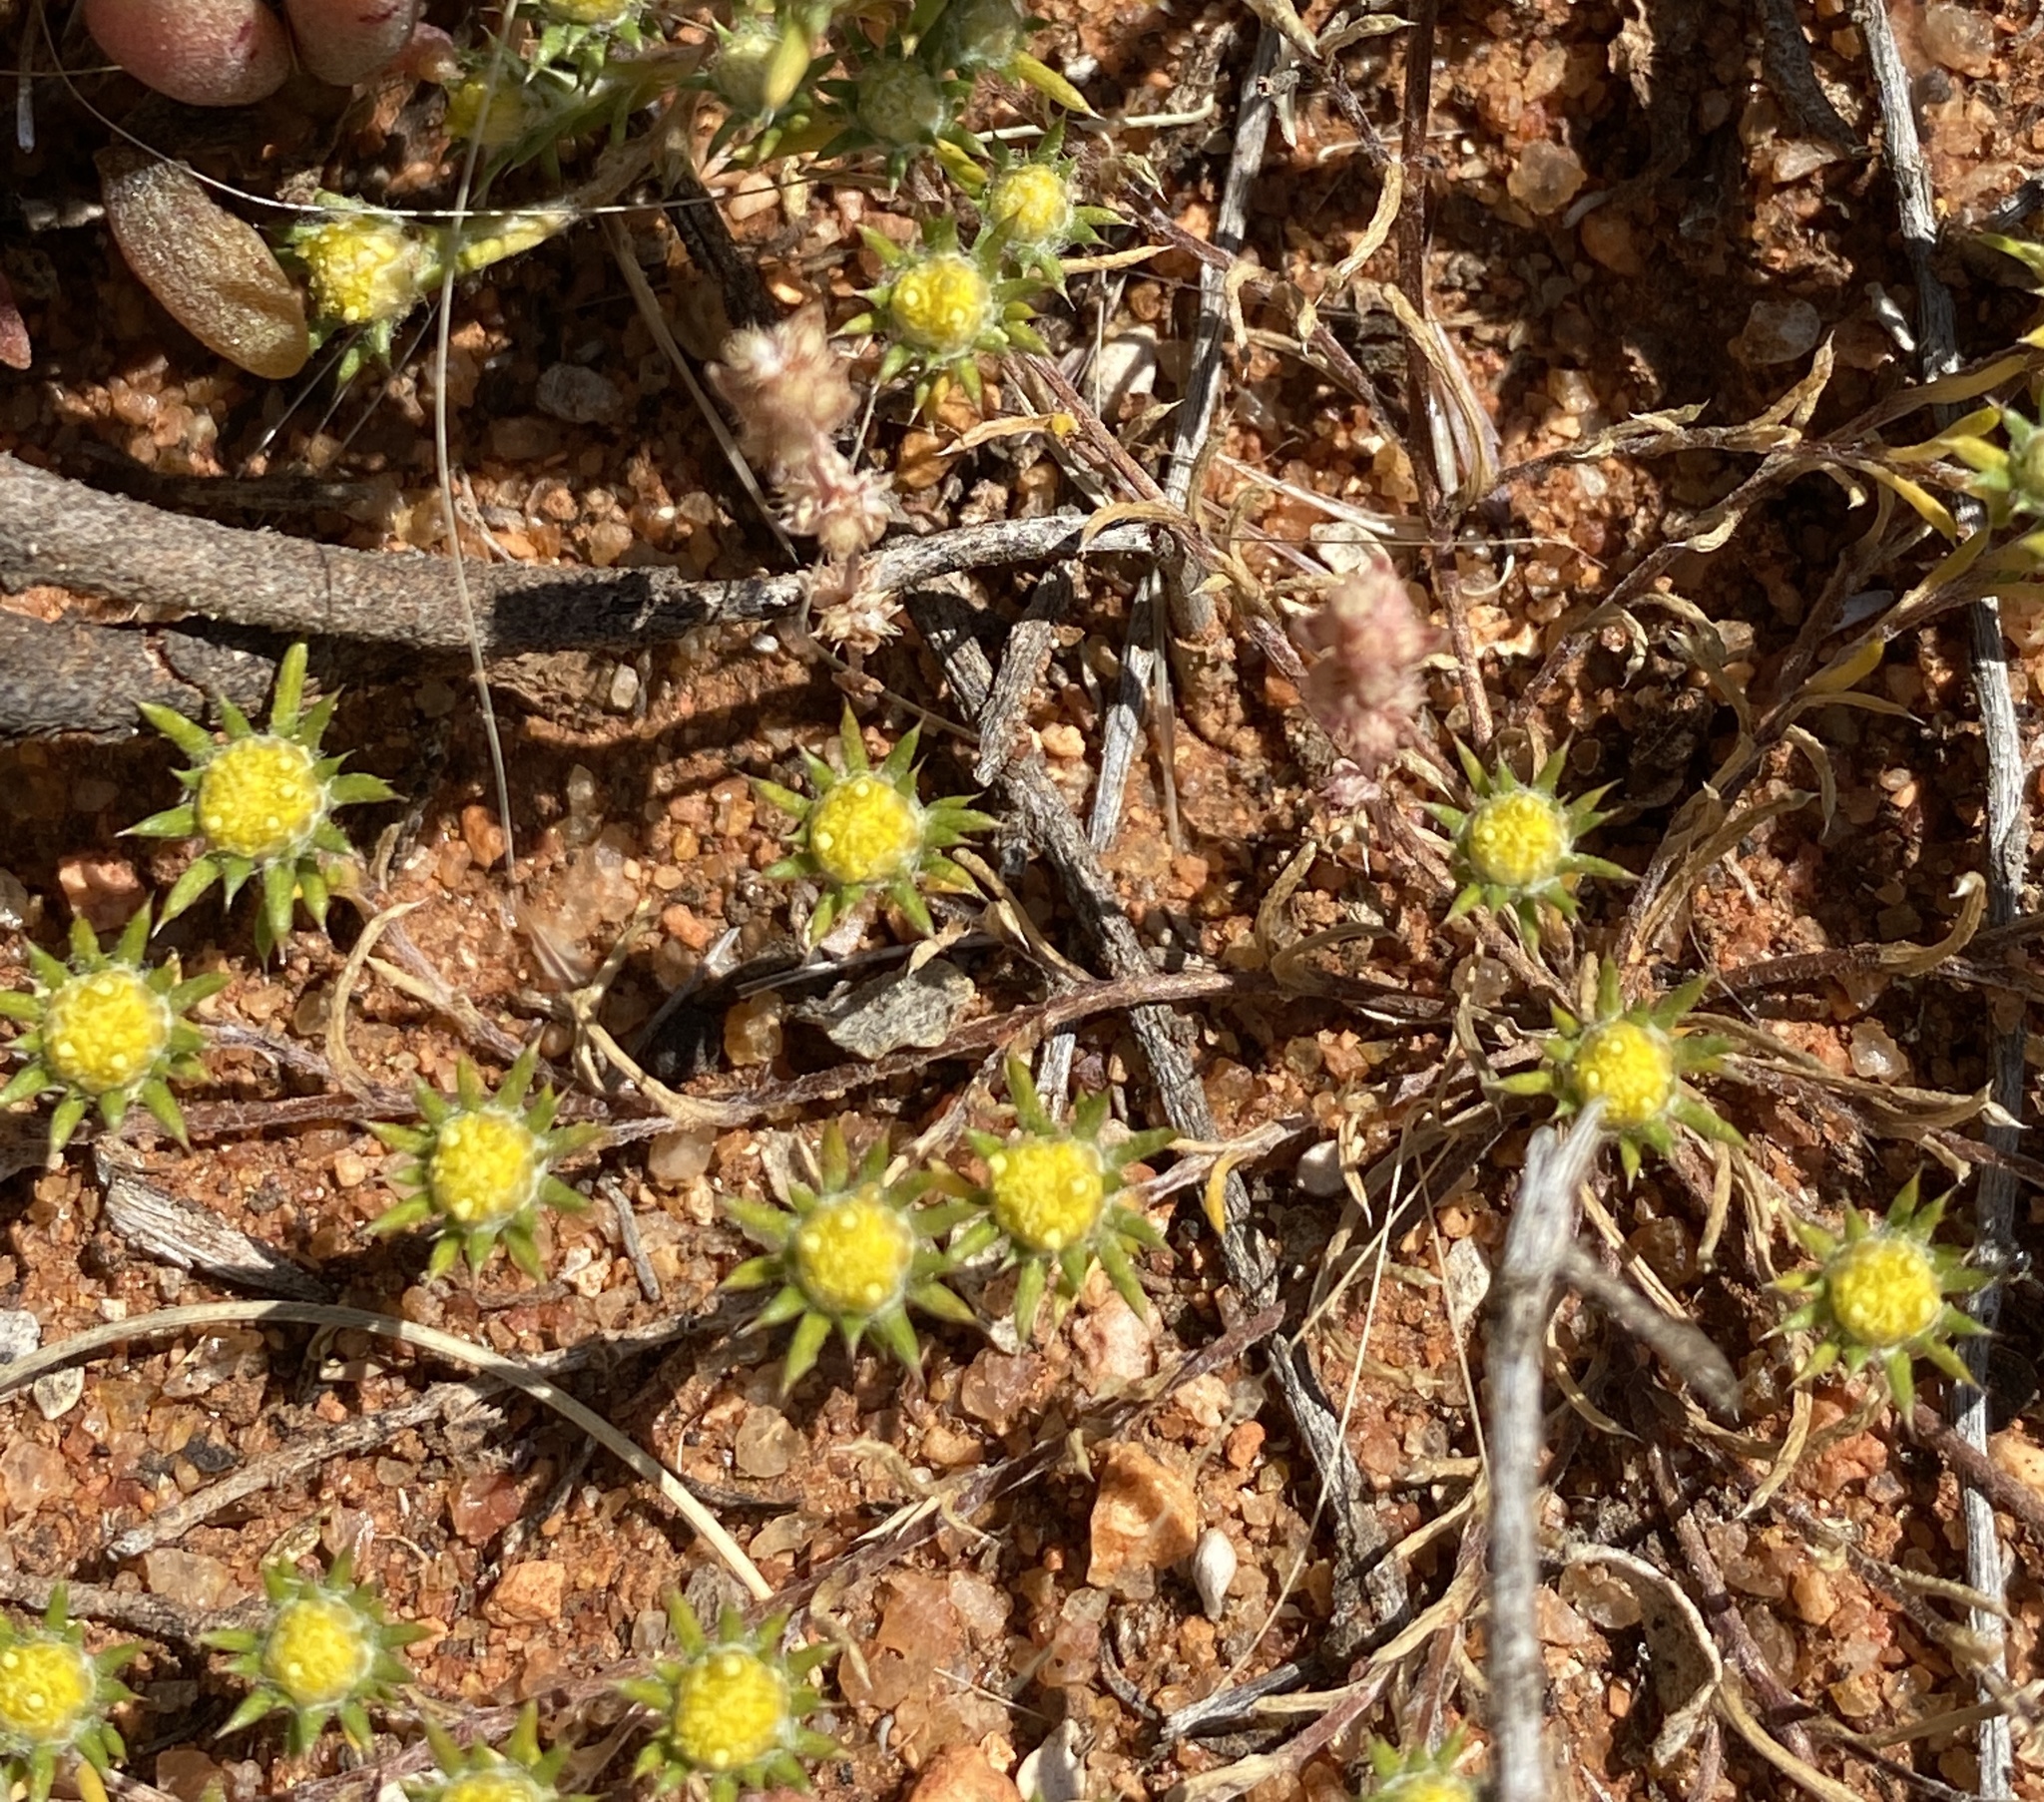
[0,449,1157,658]
[1485,1105,1605,1802]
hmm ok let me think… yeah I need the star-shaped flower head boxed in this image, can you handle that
[916,0,1092,112]
[1427,740,1630,942]
[617,1596,836,1802]
[820,48,984,189]
[131,643,397,960]
[366,1043,599,1280]
[756,704,996,945]
[724,1120,979,1394]
[843,217,1047,415]
[948,1054,1176,1341]
[0,905,225,1155]
[1497,960,1741,1181]
[207,1551,427,1754]
[1363,1731,1479,1802]
[974,122,1120,288]
[406,1702,591,1802]
[1774,1173,1992,1415]
[698,0,833,163]
[0,1587,138,1802]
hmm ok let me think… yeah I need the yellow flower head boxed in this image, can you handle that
[134,642,398,962]
[621,1597,836,1802]
[369,1046,597,1282]
[1432,742,1628,943]
[987,163,1072,246]
[807,775,924,885]
[196,735,325,863]
[1464,789,1569,891]
[1365,1733,1479,1802]
[0,906,222,1156]
[888,253,991,357]
[40,970,171,1098]
[987,1136,1106,1253]
[0,1589,137,1802]
[404,1700,585,1802]
[1566,1019,1676,1131]
[1498,961,1739,1182]
[757,706,994,947]
[261,1596,375,1708]
[847,219,1048,417]
[670,1650,789,1771]
[791,1189,916,1317]
[1824,1235,1943,1350]
[296,212,430,327]
[207,1552,426,1755]
[439,1774,546,1802]
[724,1122,977,1394]
[0,1640,97,1747]
[1776,1174,1994,1416]
[953,1056,1176,1342]
[427,1110,543,1228]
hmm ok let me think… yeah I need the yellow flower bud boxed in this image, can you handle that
[1567,1019,1676,1130]
[1463,790,1568,891]
[988,1137,1106,1252]
[669,1649,788,1771]
[887,254,992,357]
[1825,1234,1944,1351]
[792,1190,916,1316]
[806,774,924,884]
[261,1596,375,1708]
[197,734,325,861]
[41,970,171,1096]
[0,1639,97,1746]
[427,1111,543,1227]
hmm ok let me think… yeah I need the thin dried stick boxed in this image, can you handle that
[601,212,796,565]
[1394,0,1490,748]
[1854,2,2024,1790]
[1485,1105,1606,1802]
[913,587,1402,1658]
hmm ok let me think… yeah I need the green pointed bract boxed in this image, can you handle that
[0,1586,138,1802]
[1773,1173,1992,1417]
[723,1119,975,1394]
[0,902,225,1158]
[948,1054,1174,1343]
[1364,1729,1479,1802]
[405,1702,590,1802]
[623,1596,836,1801]
[367,1044,597,1281]
[129,642,397,961]
[207,1552,425,1755]
[754,704,996,947]
[1504,958,1739,1178]
[1426,739,1631,943]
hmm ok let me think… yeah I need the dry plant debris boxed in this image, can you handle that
[4,0,2044,1799]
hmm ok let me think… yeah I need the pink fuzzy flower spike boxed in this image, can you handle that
[711,306,890,562]
[1296,557,1440,790]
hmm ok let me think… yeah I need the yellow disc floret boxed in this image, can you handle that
[670,1649,789,1771]
[438,1773,547,1802]
[197,735,325,862]
[888,254,992,357]
[988,1137,1107,1252]
[1464,790,1569,891]
[0,1637,97,1746]
[807,775,924,885]
[988,165,1072,246]
[1567,1020,1676,1130]
[1381,1780,1474,1802]
[261,1596,374,1708]
[297,215,427,327]
[792,1191,915,1317]
[1825,1234,1944,1351]
[427,1111,542,1228]
[40,970,171,1096]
